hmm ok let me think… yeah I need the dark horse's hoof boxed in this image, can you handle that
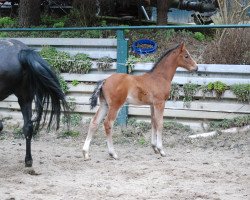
[25,159,33,167]
[0,120,3,132]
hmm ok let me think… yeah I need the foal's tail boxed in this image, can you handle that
[90,80,105,110]
[18,49,69,131]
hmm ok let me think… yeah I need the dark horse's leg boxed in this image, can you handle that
[18,97,33,167]
[0,120,3,132]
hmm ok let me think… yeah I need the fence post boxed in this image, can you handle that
[116,29,128,126]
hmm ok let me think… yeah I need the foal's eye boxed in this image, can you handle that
[185,54,189,58]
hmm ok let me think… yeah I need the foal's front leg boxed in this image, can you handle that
[150,105,159,154]
[152,102,166,157]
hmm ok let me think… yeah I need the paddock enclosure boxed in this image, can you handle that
[0,28,249,200]
[0,37,249,130]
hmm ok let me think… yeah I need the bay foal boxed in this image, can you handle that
[83,43,198,160]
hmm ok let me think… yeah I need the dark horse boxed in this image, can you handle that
[0,39,68,167]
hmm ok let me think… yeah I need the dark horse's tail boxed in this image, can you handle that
[90,80,105,110]
[18,49,68,131]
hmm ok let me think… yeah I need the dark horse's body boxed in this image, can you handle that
[0,39,68,167]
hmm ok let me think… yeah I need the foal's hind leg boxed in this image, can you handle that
[104,106,119,159]
[83,101,108,160]
[152,102,166,157]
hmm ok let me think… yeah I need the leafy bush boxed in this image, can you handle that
[39,46,92,73]
[183,83,198,107]
[231,84,250,102]
[193,32,205,41]
[0,17,16,28]
[53,21,64,28]
[41,15,68,27]
[0,32,8,38]
[213,81,228,98]
[97,56,113,71]
[58,75,69,94]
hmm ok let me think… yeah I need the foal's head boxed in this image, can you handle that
[175,42,198,72]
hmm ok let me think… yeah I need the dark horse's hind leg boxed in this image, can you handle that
[18,97,33,167]
[0,120,3,132]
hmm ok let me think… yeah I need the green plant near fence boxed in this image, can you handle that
[39,46,92,73]
[0,17,16,28]
[169,82,250,104]
[97,56,114,71]
[183,83,199,107]
[231,84,250,102]
[208,115,250,131]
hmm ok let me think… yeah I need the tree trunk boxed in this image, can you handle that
[157,0,169,25]
[18,0,41,27]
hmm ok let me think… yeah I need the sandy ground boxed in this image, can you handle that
[0,123,249,200]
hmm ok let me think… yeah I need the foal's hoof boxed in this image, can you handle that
[83,150,91,161]
[159,150,166,157]
[152,145,160,154]
[109,152,118,160]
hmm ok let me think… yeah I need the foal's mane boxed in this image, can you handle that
[148,43,181,73]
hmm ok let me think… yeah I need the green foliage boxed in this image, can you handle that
[163,121,193,134]
[193,32,206,41]
[207,82,214,91]
[71,80,79,86]
[127,118,151,133]
[213,81,228,98]
[170,82,181,101]
[70,53,92,73]
[60,30,102,38]
[61,130,80,138]
[53,21,64,28]
[67,97,77,111]
[208,115,250,131]
[183,83,198,107]
[83,30,102,38]
[97,57,113,71]
[127,118,193,135]
[138,137,147,146]
[13,128,23,139]
[39,46,92,73]
[178,30,193,37]
[58,76,69,94]
[0,17,16,28]
[170,82,249,103]
[126,55,155,73]
[163,29,175,41]
[59,31,85,38]
[62,113,82,127]
[199,84,210,99]
[41,15,68,27]
[0,32,8,38]
[231,84,250,102]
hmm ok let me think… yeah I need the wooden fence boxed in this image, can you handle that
[0,38,249,130]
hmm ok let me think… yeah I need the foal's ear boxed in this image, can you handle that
[179,42,185,51]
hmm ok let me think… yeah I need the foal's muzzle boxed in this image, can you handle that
[191,65,199,72]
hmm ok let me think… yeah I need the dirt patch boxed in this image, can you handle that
[0,122,249,200]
